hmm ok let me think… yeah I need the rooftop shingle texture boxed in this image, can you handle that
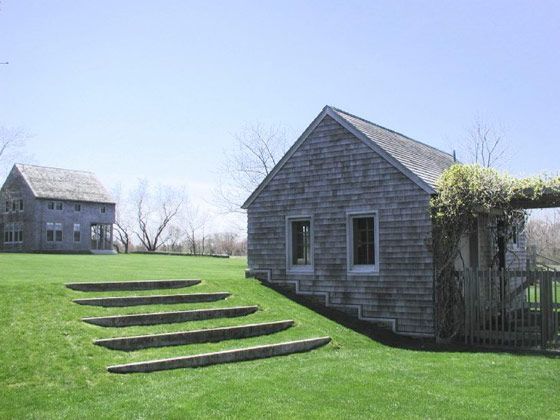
[331,107,456,190]
[16,164,114,203]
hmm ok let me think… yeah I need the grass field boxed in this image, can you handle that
[1,254,559,419]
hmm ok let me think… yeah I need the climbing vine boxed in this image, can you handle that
[430,164,560,341]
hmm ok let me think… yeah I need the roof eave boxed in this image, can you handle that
[242,105,437,209]
[241,106,331,209]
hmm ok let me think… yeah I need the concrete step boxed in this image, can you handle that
[94,320,295,351]
[73,292,230,307]
[66,279,200,292]
[82,306,259,327]
[107,336,332,373]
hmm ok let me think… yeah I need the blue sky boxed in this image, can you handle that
[1,1,559,228]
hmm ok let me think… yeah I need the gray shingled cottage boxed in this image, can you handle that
[243,106,525,337]
[1,164,115,253]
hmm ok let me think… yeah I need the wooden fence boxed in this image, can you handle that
[460,269,559,350]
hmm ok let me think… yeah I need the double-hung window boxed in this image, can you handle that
[3,223,23,244]
[46,223,63,242]
[286,216,313,272]
[347,211,379,274]
[73,224,81,242]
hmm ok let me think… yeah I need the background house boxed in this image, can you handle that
[244,106,526,337]
[0,164,115,253]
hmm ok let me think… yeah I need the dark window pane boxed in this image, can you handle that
[47,230,54,242]
[48,202,54,210]
[353,216,375,265]
[74,204,81,212]
[19,200,24,211]
[56,230,63,242]
[291,220,311,265]
[74,231,81,242]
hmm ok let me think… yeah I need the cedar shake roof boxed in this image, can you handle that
[14,164,114,203]
[242,106,456,209]
[330,107,456,190]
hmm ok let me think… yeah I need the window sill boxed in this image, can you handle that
[347,266,379,276]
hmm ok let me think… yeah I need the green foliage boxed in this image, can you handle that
[1,254,560,418]
[430,164,560,339]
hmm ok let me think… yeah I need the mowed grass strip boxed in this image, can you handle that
[1,253,559,419]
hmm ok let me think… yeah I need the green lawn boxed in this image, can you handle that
[1,254,559,419]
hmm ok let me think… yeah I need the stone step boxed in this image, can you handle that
[66,279,200,292]
[82,306,259,327]
[73,292,230,307]
[94,320,295,351]
[107,336,332,373]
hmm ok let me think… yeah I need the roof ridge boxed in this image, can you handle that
[328,106,454,159]
[15,163,96,174]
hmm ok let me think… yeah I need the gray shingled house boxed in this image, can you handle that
[1,164,115,253]
[243,106,526,337]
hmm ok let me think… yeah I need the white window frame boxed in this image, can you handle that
[346,210,380,275]
[286,215,314,274]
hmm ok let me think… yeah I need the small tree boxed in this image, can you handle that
[184,205,209,255]
[134,180,185,251]
[464,116,508,168]
[214,123,288,213]
[0,127,29,177]
[112,185,135,253]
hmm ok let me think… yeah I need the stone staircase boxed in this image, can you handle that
[67,279,331,373]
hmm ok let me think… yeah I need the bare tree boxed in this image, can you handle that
[112,184,134,253]
[166,225,185,252]
[214,123,288,213]
[0,127,29,176]
[463,116,508,168]
[134,180,186,251]
[184,204,209,255]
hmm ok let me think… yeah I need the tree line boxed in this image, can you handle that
[112,180,247,256]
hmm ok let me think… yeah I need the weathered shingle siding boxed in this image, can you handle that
[33,199,115,252]
[0,168,36,251]
[247,115,435,336]
[1,166,115,253]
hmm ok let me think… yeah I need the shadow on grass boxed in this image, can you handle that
[258,280,560,359]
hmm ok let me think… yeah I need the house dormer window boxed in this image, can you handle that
[55,202,63,210]
[101,206,106,214]
[48,202,54,210]
[74,203,81,212]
